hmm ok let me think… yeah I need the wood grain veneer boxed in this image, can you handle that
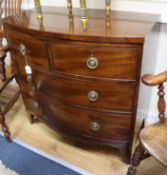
[3,7,159,163]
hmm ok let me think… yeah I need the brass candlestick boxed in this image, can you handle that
[105,0,111,16]
[80,0,88,31]
[67,0,73,22]
[67,0,74,34]
[105,0,111,36]
[69,17,74,34]
[106,15,111,36]
[34,0,43,25]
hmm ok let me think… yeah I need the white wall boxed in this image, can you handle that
[137,23,160,123]
[22,0,167,123]
[142,24,167,123]
[137,23,167,124]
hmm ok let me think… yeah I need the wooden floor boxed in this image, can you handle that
[0,77,166,175]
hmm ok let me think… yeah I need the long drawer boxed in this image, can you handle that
[33,92,131,142]
[14,59,136,113]
[13,64,132,142]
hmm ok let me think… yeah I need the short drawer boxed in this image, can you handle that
[6,29,50,70]
[50,40,139,80]
[35,93,131,141]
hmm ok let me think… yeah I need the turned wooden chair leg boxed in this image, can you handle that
[127,142,145,175]
[0,108,11,142]
[0,49,7,82]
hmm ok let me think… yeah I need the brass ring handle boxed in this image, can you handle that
[19,43,26,56]
[88,91,99,102]
[90,122,101,131]
[32,101,40,111]
[87,56,99,70]
[27,74,32,83]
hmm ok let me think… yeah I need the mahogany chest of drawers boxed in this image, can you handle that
[3,7,158,163]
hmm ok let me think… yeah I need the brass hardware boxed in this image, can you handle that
[81,18,88,31]
[34,0,43,25]
[80,0,86,8]
[19,43,26,56]
[88,91,99,102]
[67,0,74,34]
[106,16,111,36]
[87,56,99,70]
[80,0,88,31]
[18,44,33,78]
[67,0,73,21]
[105,0,111,16]
[90,122,101,131]
[27,74,32,83]
[69,18,74,34]
[32,101,40,111]
[105,0,111,36]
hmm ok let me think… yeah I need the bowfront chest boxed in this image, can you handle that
[3,7,158,163]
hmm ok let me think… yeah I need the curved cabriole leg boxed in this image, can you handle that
[0,109,11,142]
[127,142,145,175]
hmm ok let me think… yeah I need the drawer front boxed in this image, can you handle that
[35,93,131,141]
[50,40,139,80]
[37,76,135,113]
[13,59,131,142]
[14,59,136,113]
[6,29,50,70]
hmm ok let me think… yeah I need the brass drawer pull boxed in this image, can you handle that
[87,56,99,70]
[27,74,32,83]
[88,91,99,102]
[32,101,40,111]
[18,43,33,83]
[90,122,101,131]
[19,43,26,56]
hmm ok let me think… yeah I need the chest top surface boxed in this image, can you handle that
[3,6,159,44]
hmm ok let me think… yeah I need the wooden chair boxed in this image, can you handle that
[0,74,20,142]
[127,71,167,175]
[0,0,22,81]
[0,0,22,141]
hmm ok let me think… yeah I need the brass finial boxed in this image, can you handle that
[80,0,88,31]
